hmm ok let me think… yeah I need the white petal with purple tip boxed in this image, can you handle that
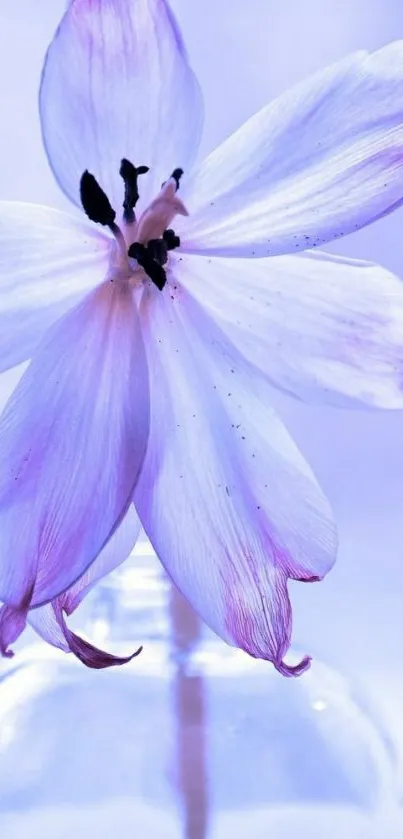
[0,279,149,656]
[134,283,337,675]
[28,505,142,667]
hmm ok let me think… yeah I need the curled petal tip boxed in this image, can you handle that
[66,629,144,670]
[0,601,30,660]
[54,594,144,670]
[0,647,15,660]
[275,655,312,678]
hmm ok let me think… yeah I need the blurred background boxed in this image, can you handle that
[2,0,403,836]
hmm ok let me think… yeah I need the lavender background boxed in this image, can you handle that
[1,1,403,836]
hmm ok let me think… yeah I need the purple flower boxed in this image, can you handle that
[1,0,403,675]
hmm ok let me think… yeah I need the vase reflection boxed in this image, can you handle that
[0,541,400,838]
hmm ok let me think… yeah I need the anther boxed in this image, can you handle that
[80,171,116,227]
[163,229,181,250]
[147,239,168,266]
[120,159,149,223]
[128,242,167,291]
[161,168,184,191]
[171,168,184,190]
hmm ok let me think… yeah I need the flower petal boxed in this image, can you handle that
[0,201,110,372]
[53,602,143,669]
[39,0,203,211]
[0,278,149,657]
[29,601,143,669]
[182,42,403,257]
[28,504,142,668]
[63,504,142,616]
[174,250,403,409]
[134,283,337,675]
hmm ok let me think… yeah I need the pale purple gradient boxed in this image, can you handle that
[171,0,403,700]
[2,0,403,834]
[0,278,149,661]
[0,0,341,668]
[39,0,203,210]
[134,281,336,674]
[174,250,403,408]
[182,44,403,258]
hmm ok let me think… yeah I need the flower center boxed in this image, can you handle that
[79,160,188,291]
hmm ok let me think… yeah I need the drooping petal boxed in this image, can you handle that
[29,600,142,669]
[181,42,403,257]
[0,588,33,658]
[28,505,142,668]
[173,251,403,409]
[52,602,143,669]
[63,503,142,616]
[0,278,149,657]
[39,0,204,211]
[134,282,337,676]
[0,201,110,372]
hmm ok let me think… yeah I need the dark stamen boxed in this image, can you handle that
[80,171,116,227]
[171,168,184,190]
[161,168,184,191]
[148,238,168,266]
[128,228,181,292]
[128,242,167,291]
[120,159,149,223]
[163,229,181,250]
